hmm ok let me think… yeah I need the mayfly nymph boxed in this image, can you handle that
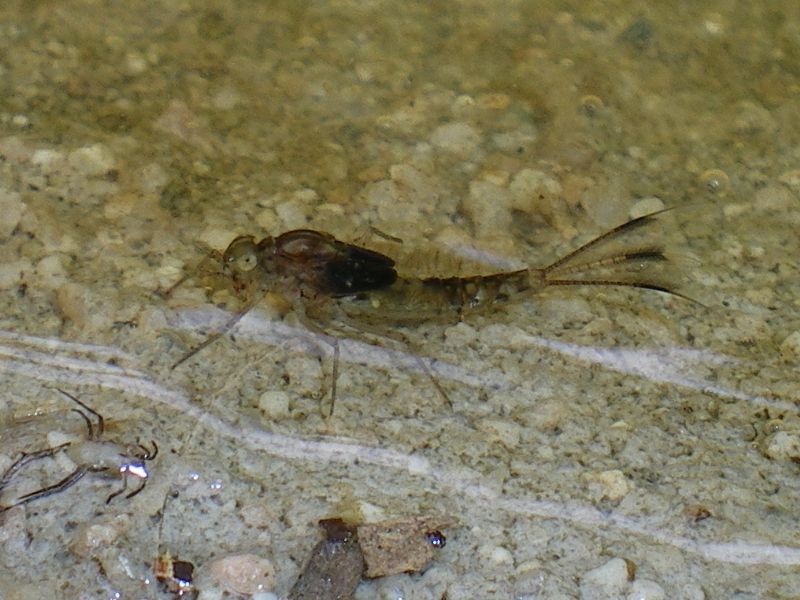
[166,208,695,413]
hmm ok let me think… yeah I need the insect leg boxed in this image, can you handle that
[54,388,105,438]
[0,443,72,490]
[1,466,89,512]
[105,472,129,504]
[157,249,225,299]
[319,338,340,418]
[413,355,453,409]
[171,303,254,370]
[123,478,147,500]
[329,310,453,410]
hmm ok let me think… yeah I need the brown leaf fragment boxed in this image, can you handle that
[288,518,364,600]
[357,515,455,578]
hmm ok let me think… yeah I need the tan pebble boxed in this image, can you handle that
[0,187,25,237]
[206,553,275,595]
[780,331,800,361]
[629,196,665,218]
[70,518,129,557]
[103,192,139,219]
[240,502,276,529]
[754,184,796,211]
[583,469,630,502]
[67,143,116,177]
[478,418,521,448]
[744,287,773,307]
[477,93,511,110]
[778,168,800,192]
[258,390,290,419]
[356,164,387,182]
[479,169,510,186]
[35,254,68,286]
[255,207,277,231]
[525,399,567,431]
[54,283,107,329]
[199,227,238,251]
[763,431,800,461]
[0,259,31,290]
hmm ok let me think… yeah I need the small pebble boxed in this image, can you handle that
[580,557,630,598]
[762,431,800,461]
[204,553,275,596]
[67,143,116,177]
[629,196,665,218]
[430,122,481,156]
[70,518,128,557]
[778,168,800,193]
[258,390,291,419]
[477,93,511,110]
[583,469,630,503]
[0,187,25,237]
[627,579,665,600]
[11,114,30,128]
[779,331,800,361]
[490,546,514,565]
[477,418,521,449]
[754,184,795,212]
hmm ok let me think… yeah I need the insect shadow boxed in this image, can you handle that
[0,389,158,512]
[164,208,701,416]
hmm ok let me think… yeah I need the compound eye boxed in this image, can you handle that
[224,237,258,273]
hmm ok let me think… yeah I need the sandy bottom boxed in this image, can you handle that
[0,2,799,598]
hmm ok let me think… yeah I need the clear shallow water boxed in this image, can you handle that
[0,2,799,598]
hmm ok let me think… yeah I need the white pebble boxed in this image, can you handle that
[580,557,630,598]
[11,114,29,128]
[67,143,116,177]
[490,546,514,565]
[629,196,665,218]
[627,579,665,600]
[31,148,65,171]
[430,122,481,156]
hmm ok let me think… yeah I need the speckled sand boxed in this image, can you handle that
[1,2,799,599]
